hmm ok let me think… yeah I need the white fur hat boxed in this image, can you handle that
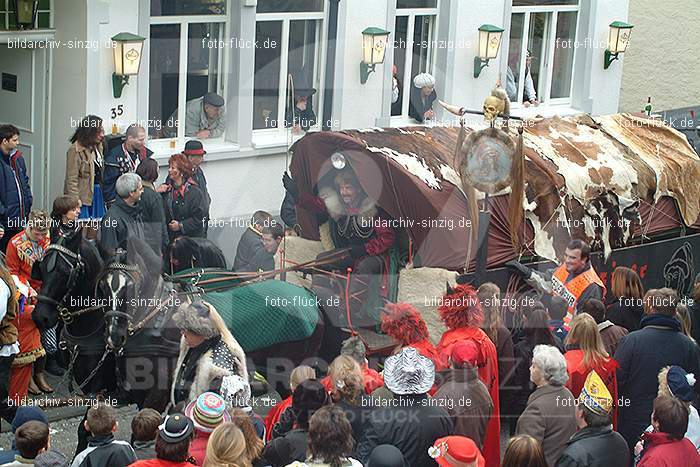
[413,73,435,89]
[173,301,220,339]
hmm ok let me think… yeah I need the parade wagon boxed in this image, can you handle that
[280,112,700,342]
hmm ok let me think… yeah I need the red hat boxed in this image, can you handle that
[429,436,485,467]
[450,341,481,368]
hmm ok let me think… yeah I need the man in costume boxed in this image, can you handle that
[506,239,605,325]
[436,283,500,467]
[283,168,396,329]
[171,301,248,407]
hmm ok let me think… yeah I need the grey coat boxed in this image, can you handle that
[516,384,578,467]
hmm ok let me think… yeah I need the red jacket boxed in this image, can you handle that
[6,229,49,293]
[564,349,619,428]
[264,396,292,442]
[437,327,500,467]
[189,431,210,466]
[638,432,700,467]
[129,460,192,467]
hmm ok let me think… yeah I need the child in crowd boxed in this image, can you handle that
[131,408,162,460]
[547,296,570,342]
[71,403,136,467]
[0,421,49,467]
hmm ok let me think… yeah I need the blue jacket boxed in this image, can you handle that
[0,149,32,230]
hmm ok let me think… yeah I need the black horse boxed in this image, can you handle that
[98,237,181,410]
[32,229,117,397]
[102,237,329,399]
[168,236,227,274]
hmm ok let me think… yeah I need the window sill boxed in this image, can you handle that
[150,138,240,162]
[251,129,314,150]
[510,104,582,119]
[389,116,423,127]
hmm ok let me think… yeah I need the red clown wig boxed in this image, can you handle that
[439,283,484,330]
[381,302,430,346]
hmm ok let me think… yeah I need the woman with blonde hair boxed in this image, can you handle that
[564,312,619,426]
[230,409,265,467]
[675,303,696,343]
[328,355,372,456]
[607,266,645,332]
[203,423,251,467]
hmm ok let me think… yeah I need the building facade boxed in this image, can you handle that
[0,0,630,259]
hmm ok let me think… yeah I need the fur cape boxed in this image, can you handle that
[170,302,248,406]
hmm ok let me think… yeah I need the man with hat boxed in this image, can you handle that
[171,301,248,407]
[429,436,485,467]
[129,413,195,467]
[165,92,225,139]
[285,72,317,133]
[555,370,629,467]
[434,341,494,450]
[182,140,210,234]
[356,347,453,467]
[184,392,231,465]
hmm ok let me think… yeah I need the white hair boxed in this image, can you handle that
[532,344,569,386]
[116,173,142,198]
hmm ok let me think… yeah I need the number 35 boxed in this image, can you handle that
[110,105,124,119]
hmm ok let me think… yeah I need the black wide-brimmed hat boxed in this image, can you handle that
[184,140,206,156]
[158,413,194,443]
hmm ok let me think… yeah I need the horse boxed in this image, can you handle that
[101,237,327,399]
[32,228,117,397]
[168,236,227,274]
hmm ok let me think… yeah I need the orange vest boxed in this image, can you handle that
[552,263,605,324]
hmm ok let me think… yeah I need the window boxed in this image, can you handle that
[391,1,439,118]
[253,2,326,136]
[507,0,579,106]
[0,0,52,30]
[148,1,226,141]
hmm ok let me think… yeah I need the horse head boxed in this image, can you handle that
[33,228,102,331]
[169,236,226,273]
[99,237,164,354]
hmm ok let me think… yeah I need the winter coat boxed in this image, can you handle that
[335,398,374,456]
[408,87,437,123]
[434,367,494,449]
[233,226,271,272]
[637,432,700,467]
[689,300,700,345]
[613,314,700,449]
[189,431,209,466]
[356,394,453,467]
[131,440,156,461]
[607,297,644,332]
[98,197,145,257]
[140,183,168,256]
[516,384,578,467]
[162,180,207,241]
[597,320,628,357]
[64,142,103,206]
[103,143,152,206]
[170,329,248,407]
[280,192,297,229]
[70,434,137,467]
[263,428,308,467]
[555,425,629,467]
[0,149,31,232]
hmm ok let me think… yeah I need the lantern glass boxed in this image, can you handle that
[361,28,390,65]
[477,25,504,59]
[113,41,124,75]
[15,0,37,26]
[122,41,144,75]
[608,22,633,54]
[362,34,374,63]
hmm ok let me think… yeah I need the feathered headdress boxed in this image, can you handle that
[439,283,484,330]
[381,302,430,346]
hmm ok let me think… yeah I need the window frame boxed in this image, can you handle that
[148,8,229,146]
[252,7,328,146]
[391,2,439,122]
[509,3,579,108]
[0,0,53,29]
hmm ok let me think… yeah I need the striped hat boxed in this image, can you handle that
[184,392,231,433]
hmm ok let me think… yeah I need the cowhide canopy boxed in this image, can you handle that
[290,113,700,270]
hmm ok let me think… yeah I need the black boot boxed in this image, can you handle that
[44,353,65,377]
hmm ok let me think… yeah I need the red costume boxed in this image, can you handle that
[264,396,292,442]
[381,302,440,370]
[5,229,49,403]
[564,349,619,428]
[436,284,500,467]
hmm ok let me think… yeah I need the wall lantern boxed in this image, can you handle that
[13,0,39,29]
[604,21,633,69]
[474,24,504,78]
[111,32,146,98]
[361,27,390,84]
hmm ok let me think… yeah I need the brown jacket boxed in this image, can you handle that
[598,320,628,357]
[434,367,494,449]
[516,384,577,467]
[0,268,18,345]
[64,142,103,206]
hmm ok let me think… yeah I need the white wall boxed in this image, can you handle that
[332,0,391,130]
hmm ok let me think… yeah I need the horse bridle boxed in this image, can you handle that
[36,244,102,323]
